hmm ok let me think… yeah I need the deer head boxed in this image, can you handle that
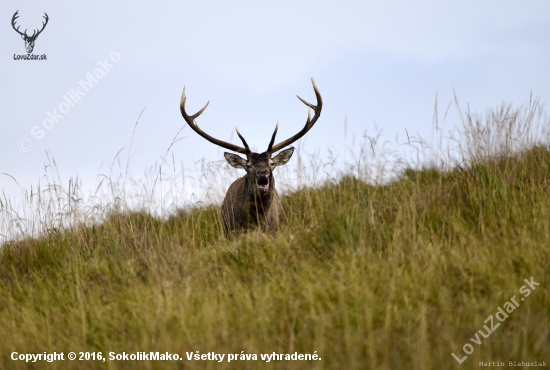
[12,11,49,54]
[180,79,322,197]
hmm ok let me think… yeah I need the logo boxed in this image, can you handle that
[11,10,48,57]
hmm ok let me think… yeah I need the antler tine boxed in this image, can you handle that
[234,127,250,151]
[266,122,279,152]
[33,13,49,37]
[180,87,250,155]
[40,13,48,29]
[11,11,26,36]
[269,78,323,153]
[296,95,315,110]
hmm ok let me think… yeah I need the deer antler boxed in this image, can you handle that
[11,11,49,39]
[30,13,49,39]
[267,78,322,153]
[11,11,26,37]
[180,87,251,155]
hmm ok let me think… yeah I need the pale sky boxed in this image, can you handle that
[1,0,549,217]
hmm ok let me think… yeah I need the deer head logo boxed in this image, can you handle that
[11,11,49,54]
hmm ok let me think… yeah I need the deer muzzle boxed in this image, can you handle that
[256,171,270,192]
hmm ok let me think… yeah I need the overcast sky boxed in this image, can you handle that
[2,0,550,213]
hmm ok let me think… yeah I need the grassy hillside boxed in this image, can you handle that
[1,103,549,369]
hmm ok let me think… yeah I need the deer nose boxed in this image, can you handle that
[257,169,270,177]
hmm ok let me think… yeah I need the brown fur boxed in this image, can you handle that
[220,151,291,233]
[221,176,284,233]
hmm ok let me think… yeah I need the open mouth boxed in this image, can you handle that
[257,177,269,191]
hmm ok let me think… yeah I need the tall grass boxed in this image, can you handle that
[0,99,549,369]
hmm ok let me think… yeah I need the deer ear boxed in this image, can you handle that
[224,152,248,169]
[271,147,294,167]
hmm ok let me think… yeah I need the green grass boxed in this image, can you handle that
[1,103,550,369]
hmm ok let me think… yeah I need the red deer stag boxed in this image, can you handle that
[180,79,322,233]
